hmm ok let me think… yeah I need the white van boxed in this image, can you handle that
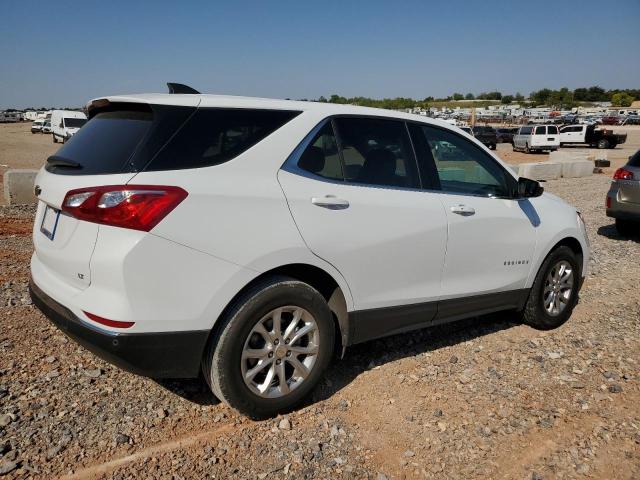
[51,110,87,143]
[513,125,560,153]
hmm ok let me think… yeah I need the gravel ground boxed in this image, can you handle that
[0,174,639,479]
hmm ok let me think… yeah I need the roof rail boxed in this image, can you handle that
[167,83,200,94]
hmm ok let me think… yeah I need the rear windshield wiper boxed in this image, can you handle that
[46,155,82,169]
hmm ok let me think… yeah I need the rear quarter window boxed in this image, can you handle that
[147,108,300,171]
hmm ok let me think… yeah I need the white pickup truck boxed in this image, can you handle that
[559,124,627,149]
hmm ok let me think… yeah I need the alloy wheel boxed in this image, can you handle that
[241,306,319,398]
[542,260,574,316]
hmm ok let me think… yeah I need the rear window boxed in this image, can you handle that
[47,110,154,175]
[629,150,640,167]
[534,126,546,135]
[47,106,299,175]
[548,126,558,134]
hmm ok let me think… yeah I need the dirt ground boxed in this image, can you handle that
[0,121,639,479]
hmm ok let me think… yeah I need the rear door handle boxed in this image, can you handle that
[450,204,475,216]
[311,196,349,210]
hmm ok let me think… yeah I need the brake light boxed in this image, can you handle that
[613,168,634,180]
[83,311,134,329]
[62,185,187,231]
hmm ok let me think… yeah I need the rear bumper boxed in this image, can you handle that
[607,185,640,221]
[29,277,209,378]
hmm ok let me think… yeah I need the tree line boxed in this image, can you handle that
[305,86,638,110]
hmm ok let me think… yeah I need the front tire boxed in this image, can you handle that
[597,139,610,149]
[521,246,581,330]
[202,276,335,419]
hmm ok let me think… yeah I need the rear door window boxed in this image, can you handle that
[548,126,559,134]
[297,121,343,180]
[333,117,419,189]
[535,126,547,135]
[628,150,640,167]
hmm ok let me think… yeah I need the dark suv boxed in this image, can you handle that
[472,126,498,150]
[496,128,517,145]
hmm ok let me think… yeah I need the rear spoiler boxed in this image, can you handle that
[167,83,200,94]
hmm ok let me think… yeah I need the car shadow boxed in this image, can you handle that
[156,311,522,409]
[312,310,520,403]
[597,223,640,242]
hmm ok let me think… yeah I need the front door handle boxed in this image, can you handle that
[311,195,349,210]
[450,204,475,216]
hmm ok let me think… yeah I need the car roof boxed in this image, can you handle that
[87,92,453,127]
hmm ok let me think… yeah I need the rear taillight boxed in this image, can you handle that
[62,185,187,231]
[613,168,634,180]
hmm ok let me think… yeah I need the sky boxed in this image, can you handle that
[1,0,639,108]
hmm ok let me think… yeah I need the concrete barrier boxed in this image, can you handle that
[549,150,592,163]
[518,162,562,181]
[559,160,594,178]
[3,169,38,205]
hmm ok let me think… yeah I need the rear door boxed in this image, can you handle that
[32,105,165,290]
[279,117,448,313]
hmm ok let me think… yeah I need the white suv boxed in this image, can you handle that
[30,88,589,418]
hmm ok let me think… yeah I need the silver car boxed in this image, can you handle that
[607,150,640,235]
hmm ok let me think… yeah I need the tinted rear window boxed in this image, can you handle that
[147,108,299,171]
[548,126,558,134]
[47,110,154,175]
[534,126,546,135]
[47,106,299,175]
[629,150,640,167]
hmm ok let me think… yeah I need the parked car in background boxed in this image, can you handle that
[31,119,45,133]
[51,110,88,143]
[496,128,517,145]
[30,88,589,418]
[471,125,497,150]
[606,150,640,236]
[559,124,627,149]
[601,116,622,126]
[513,125,560,153]
[42,121,52,134]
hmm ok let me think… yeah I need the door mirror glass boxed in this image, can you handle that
[518,177,544,198]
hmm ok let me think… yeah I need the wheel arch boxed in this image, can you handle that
[527,235,586,289]
[210,263,352,357]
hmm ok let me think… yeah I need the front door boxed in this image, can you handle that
[412,124,538,306]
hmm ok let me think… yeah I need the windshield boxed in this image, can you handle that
[64,117,87,128]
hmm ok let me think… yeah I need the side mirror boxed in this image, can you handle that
[517,177,544,198]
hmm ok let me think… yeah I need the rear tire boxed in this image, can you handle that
[525,143,531,154]
[615,219,637,237]
[597,139,610,149]
[489,143,496,150]
[521,246,581,330]
[202,276,335,419]
[53,134,58,143]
